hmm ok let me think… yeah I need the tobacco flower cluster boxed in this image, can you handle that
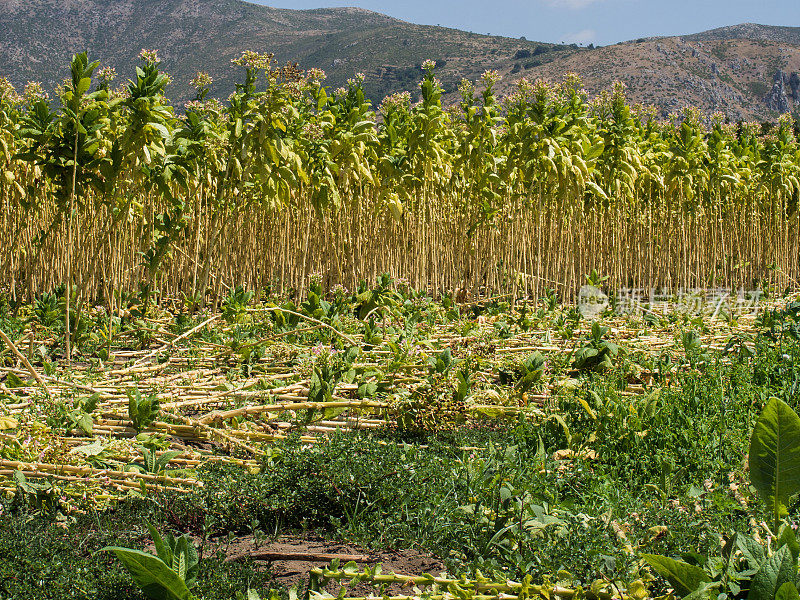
[232,51,275,71]
[378,90,411,115]
[22,81,49,106]
[190,71,214,91]
[97,66,117,86]
[139,49,160,64]
[0,77,21,106]
[303,68,326,86]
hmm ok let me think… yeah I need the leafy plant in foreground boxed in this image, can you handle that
[498,351,546,396]
[643,397,800,600]
[572,322,620,373]
[128,446,181,476]
[12,470,56,512]
[128,387,161,432]
[222,286,254,324]
[48,392,100,435]
[103,523,199,600]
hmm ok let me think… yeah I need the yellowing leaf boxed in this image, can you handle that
[0,416,18,430]
[577,396,597,420]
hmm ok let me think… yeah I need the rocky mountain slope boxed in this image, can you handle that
[0,0,576,104]
[521,26,800,121]
[1,0,798,120]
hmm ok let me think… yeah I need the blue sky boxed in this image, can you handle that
[253,0,799,46]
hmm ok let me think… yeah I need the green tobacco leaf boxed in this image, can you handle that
[749,545,795,600]
[777,523,800,563]
[322,406,347,420]
[776,583,800,600]
[156,451,181,473]
[749,398,800,525]
[683,580,721,600]
[147,523,172,566]
[77,412,93,435]
[76,76,92,96]
[102,547,191,600]
[642,554,710,598]
[737,534,767,569]
[72,439,106,457]
[172,539,187,582]
[357,381,378,398]
[5,372,25,388]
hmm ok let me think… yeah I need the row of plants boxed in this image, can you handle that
[1,52,800,323]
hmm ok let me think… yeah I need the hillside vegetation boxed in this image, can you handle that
[2,0,799,118]
[0,0,576,103]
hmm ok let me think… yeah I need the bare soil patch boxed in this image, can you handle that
[209,533,446,592]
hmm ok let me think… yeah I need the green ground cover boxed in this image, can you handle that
[1,281,799,599]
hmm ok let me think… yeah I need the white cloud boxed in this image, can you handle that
[562,28,597,44]
[544,0,601,9]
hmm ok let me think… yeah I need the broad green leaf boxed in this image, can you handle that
[147,523,172,566]
[322,406,347,420]
[102,547,191,600]
[357,381,378,398]
[84,393,100,413]
[749,398,800,524]
[71,439,106,456]
[683,580,721,600]
[777,523,800,563]
[173,539,187,582]
[76,76,91,96]
[77,413,93,435]
[156,451,181,473]
[5,372,25,388]
[585,142,605,160]
[737,534,767,569]
[776,583,800,600]
[642,554,710,598]
[749,546,795,600]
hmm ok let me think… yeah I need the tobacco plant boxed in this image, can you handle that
[644,398,800,600]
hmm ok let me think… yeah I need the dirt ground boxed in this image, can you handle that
[208,533,447,594]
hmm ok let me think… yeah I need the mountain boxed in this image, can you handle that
[517,23,800,120]
[0,0,798,120]
[0,0,576,104]
[683,23,800,45]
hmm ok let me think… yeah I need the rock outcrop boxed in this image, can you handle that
[790,72,800,101]
[765,70,791,113]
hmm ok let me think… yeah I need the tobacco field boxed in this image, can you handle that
[1,52,800,600]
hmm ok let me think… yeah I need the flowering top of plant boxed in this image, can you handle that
[190,71,213,90]
[96,66,117,87]
[231,50,274,70]
[22,81,49,106]
[347,73,366,86]
[0,77,21,106]
[480,70,502,87]
[379,90,412,115]
[304,68,326,85]
[138,49,159,64]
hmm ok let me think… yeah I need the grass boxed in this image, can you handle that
[1,279,799,598]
